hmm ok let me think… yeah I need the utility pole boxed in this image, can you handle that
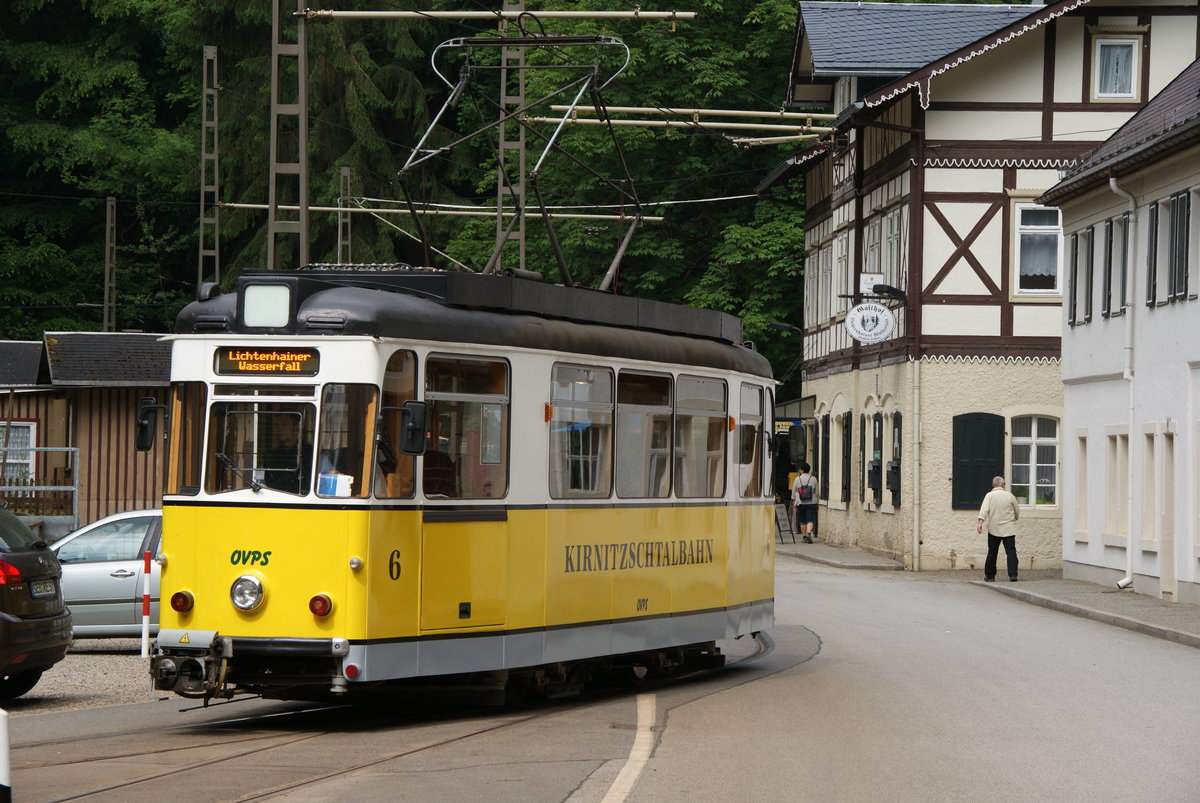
[494,0,528,272]
[104,197,116,332]
[198,45,221,289]
[337,166,352,264]
[267,0,309,270]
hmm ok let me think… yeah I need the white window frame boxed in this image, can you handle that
[1093,38,1138,100]
[1014,203,1063,297]
[884,207,903,288]
[865,218,882,278]
[0,422,37,482]
[1011,415,1058,507]
[834,232,850,314]
[819,244,833,322]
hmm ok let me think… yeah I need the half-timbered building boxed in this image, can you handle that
[1041,58,1200,603]
[767,0,1200,570]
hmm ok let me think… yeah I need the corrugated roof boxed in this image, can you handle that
[799,2,1040,76]
[1041,58,1200,204]
[42,332,171,387]
[0,342,44,386]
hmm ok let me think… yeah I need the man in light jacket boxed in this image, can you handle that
[977,475,1020,582]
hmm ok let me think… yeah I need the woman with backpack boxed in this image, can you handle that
[791,461,818,543]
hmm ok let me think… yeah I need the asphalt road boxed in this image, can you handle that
[9,560,1200,801]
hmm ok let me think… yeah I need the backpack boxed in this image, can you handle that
[798,477,814,502]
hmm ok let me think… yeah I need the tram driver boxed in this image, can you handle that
[261,413,311,494]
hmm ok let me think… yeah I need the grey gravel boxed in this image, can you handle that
[3,639,160,716]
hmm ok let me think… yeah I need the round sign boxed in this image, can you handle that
[844,302,896,344]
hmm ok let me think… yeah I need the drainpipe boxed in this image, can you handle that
[1109,175,1137,590]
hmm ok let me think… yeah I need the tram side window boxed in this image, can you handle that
[315,384,377,498]
[737,384,763,497]
[376,350,417,499]
[205,403,316,495]
[616,372,672,498]
[549,364,614,499]
[167,382,206,495]
[674,376,727,498]
[424,357,509,499]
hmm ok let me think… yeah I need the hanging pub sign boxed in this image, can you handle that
[844,302,896,344]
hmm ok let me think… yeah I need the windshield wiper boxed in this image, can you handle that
[216,452,263,492]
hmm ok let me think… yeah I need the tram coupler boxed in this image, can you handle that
[152,632,232,697]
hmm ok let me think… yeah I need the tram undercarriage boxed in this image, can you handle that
[152,639,727,704]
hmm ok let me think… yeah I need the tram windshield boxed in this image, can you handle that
[205,403,316,495]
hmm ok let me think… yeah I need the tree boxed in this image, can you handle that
[0,0,809,395]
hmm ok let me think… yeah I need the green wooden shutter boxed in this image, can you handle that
[952,412,1004,509]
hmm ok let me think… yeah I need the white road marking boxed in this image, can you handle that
[603,693,656,803]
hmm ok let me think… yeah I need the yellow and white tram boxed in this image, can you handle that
[145,268,774,701]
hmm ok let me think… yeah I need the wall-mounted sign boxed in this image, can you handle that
[845,302,896,344]
[215,347,320,376]
[859,272,884,294]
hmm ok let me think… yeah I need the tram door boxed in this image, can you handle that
[419,356,510,631]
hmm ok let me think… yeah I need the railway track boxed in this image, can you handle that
[15,633,772,802]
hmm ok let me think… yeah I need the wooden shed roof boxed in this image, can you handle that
[0,342,45,386]
[40,332,171,387]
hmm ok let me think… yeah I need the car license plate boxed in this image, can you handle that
[29,579,56,599]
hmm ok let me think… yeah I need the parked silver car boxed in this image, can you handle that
[50,510,161,638]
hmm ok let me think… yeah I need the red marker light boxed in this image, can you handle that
[170,591,194,612]
[308,594,333,617]
[344,663,360,679]
[0,561,22,585]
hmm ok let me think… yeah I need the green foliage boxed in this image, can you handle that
[0,0,810,389]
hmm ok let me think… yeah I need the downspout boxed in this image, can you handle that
[1109,174,1137,589]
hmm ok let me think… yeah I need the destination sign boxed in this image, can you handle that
[215,347,319,376]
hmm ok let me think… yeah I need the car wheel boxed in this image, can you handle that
[0,670,44,700]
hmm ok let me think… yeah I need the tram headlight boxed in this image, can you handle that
[230,574,264,611]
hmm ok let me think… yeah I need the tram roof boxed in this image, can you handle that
[176,269,773,379]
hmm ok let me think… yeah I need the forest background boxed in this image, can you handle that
[1,0,817,397]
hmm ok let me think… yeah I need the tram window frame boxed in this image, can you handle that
[549,364,614,499]
[314,383,378,499]
[376,350,417,499]
[205,403,317,495]
[167,382,207,496]
[674,375,727,498]
[423,355,510,499]
[616,371,673,499]
[737,384,764,498]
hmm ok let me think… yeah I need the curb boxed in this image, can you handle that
[971,581,1200,650]
[777,549,904,572]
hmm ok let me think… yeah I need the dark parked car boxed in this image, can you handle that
[0,505,72,699]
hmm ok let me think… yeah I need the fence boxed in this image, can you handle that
[0,447,80,534]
